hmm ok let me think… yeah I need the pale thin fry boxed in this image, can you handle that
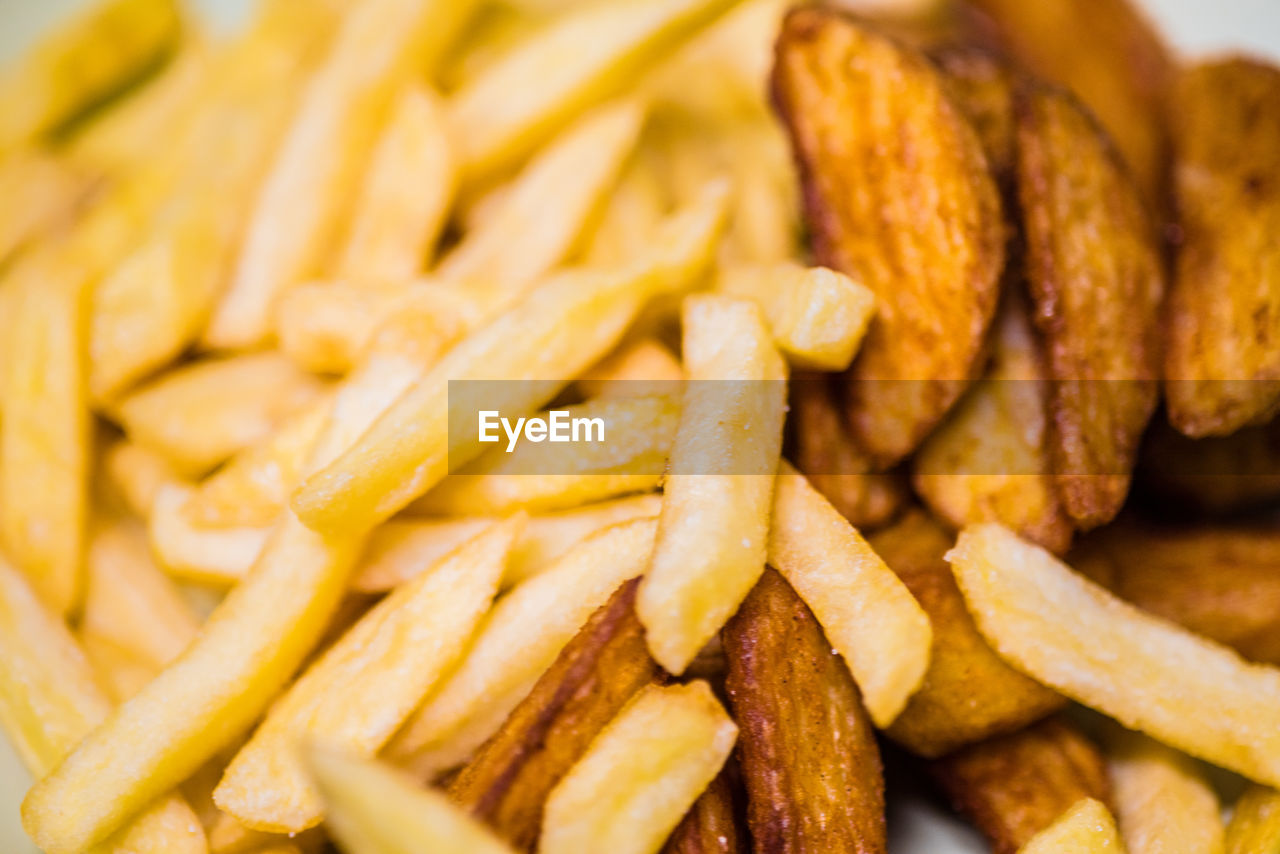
[104,440,182,520]
[539,681,737,854]
[1108,729,1225,854]
[307,746,516,854]
[637,295,787,674]
[150,484,271,586]
[577,338,684,398]
[768,463,931,727]
[717,262,875,370]
[949,524,1280,788]
[1018,798,1124,854]
[386,517,657,780]
[1226,786,1280,854]
[0,148,94,268]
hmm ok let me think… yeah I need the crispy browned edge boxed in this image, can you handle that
[723,566,886,854]
[662,764,746,854]
[447,578,660,851]
[930,716,1112,854]
[870,510,1065,757]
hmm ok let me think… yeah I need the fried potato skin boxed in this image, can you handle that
[447,578,659,851]
[930,44,1017,186]
[661,766,744,854]
[870,511,1065,758]
[931,717,1112,854]
[723,567,886,853]
[1165,58,1280,436]
[773,7,1003,466]
[1015,81,1164,528]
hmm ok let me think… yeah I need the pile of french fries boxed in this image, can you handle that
[1,0,1278,851]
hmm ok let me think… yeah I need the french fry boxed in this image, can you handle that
[723,567,886,852]
[932,717,1112,854]
[115,353,326,477]
[1018,798,1124,854]
[214,518,520,832]
[578,338,684,398]
[1165,59,1280,436]
[870,511,1065,758]
[103,440,181,520]
[307,745,516,854]
[773,7,1004,465]
[503,493,663,587]
[333,85,455,282]
[1014,81,1164,528]
[1226,786,1280,854]
[292,187,727,534]
[386,517,657,781]
[661,766,744,854]
[581,144,672,267]
[716,263,875,371]
[0,148,95,269]
[1107,729,1225,854]
[446,0,741,183]
[638,295,786,674]
[949,523,1280,788]
[447,578,660,849]
[150,484,271,586]
[539,681,738,854]
[80,631,162,703]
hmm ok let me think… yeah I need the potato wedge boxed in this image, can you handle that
[1014,81,1164,528]
[539,681,737,854]
[949,523,1280,787]
[932,717,1111,854]
[871,511,1065,758]
[1018,798,1124,854]
[1107,729,1224,854]
[1136,418,1280,515]
[1226,786,1280,854]
[1165,59,1280,436]
[930,44,1017,186]
[661,766,744,854]
[448,578,660,849]
[723,567,886,852]
[773,7,1003,465]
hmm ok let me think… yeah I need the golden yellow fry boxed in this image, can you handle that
[718,119,800,264]
[204,0,477,350]
[1227,786,1280,854]
[115,353,326,477]
[103,440,181,520]
[581,143,672,266]
[307,745,516,854]
[539,681,737,854]
[447,0,741,182]
[0,148,94,268]
[504,493,663,587]
[334,85,454,282]
[293,186,727,533]
[950,524,1280,788]
[1018,798,1124,854]
[1108,730,1225,854]
[717,262,875,370]
[215,518,520,831]
[769,464,931,727]
[150,485,270,586]
[0,0,182,150]
[638,295,787,674]
[386,517,657,780]
[80,631,163,702]
[577,338,684,398]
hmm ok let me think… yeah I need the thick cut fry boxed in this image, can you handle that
[949,523,1280,788]
[578,339,684,397]
[638,296,786,674]
[0,0,182,150]
[386,517,657,780]
[150,484,270,586]
[448,578,660,850]
[0,148,94,268]
[115,353,325,477]
[307,746,516,854]
[334,85,454,282]
[723,567,886,853]
[773,7,1003,465]
[1226,786,1280,854]
[1165,59,1280,436]
[1018,798,1124,854]
[716,263,875,370]
[1108,730,1225,854]
[539,681,737,854]
[1015,82,1164,528]
[103,440,180,520]
[871,511,1065,758]
[768,464,930,727]
[293,188,727,533]
[447,0,740,183]
[932,718,1112,854]
[662,766,744,854]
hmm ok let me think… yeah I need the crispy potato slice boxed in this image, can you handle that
[386,517,657,781]
[307,746,516,854]
[1107,730,1224,854]
[949,523,1280,787]
[1165,59,1280,436]
[932,717,1111,854]
[773,7,1003,465]
[103,440,181,520]
[870,511,1065,758]
[292,188,727,534]
[723,567,886,852]
[539,681,737,854]
[1018,798,1124,854]
[1136,418,1280,515]
[578,339,684,398]
[1014,81,1164,528]
[150,484,271,586]
[0,148,94,268]
[448,578,660,849]
[661,765,744,854]
[638,295,786,674]
[1226,786,1280,854]
[913,295,1073,554]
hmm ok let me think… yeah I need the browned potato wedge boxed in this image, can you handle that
[930,44,1016,185]
[870,511,1065,758]
[1165,58,1280,436]
[661,766,744,854]
[773,7,1004,466]
[1136,417,1280,515]
[1014,81,1164,528]
[931,717,1112,854]
[723,567,886,852]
